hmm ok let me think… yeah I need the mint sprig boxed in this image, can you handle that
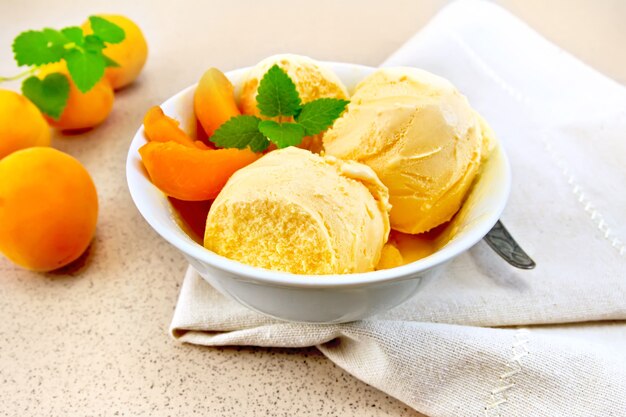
[256,65,301,117]
[21,73,70,120]
[258,120,305,148]
[12,30,66,66]
[60,27,84,45]
[211,115,269,152]
[296,98,350,136]
[88,16,125,44]
[1,16,125,119]
[210,64,349,152]
[64,49,105,93]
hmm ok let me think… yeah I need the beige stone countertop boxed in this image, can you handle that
[1,1,625,415]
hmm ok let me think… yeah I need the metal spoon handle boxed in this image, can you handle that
[483,220,536,269]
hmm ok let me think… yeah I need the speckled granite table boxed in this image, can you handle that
[1,1,624,415]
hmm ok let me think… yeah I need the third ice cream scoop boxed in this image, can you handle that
[324,67,493,234]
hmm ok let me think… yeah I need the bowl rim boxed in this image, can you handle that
[126,61,511,289]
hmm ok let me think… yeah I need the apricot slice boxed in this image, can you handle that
[143,106,197,147]
[194,68,240,137]
[139,141,260,201]
[194,141,212,150]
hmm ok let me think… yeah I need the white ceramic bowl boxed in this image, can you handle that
[126,62,510,324]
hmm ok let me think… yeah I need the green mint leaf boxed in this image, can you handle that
[12,30,66,66]
[65,49,105,93]
[22,73,70,119]
[42,28,69,47]
[295,98,349,136]
[258,120,305,149]
[103,54,120,68]
[256,65,301,117]
[83,34,106,52]
[89,16,125,44]
[60,27,84,45]
[211,115,269,152]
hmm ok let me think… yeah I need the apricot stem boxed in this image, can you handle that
[0,67,37,83]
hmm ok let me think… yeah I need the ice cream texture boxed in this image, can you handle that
[203,147,391,275]
[239,54,349,152]
[323,67,493,234]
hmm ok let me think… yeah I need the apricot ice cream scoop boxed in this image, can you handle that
[203,147,390,275]
[239,54,349,153]
[323,67,494,234]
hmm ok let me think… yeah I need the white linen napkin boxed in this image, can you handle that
[170,1,626,415]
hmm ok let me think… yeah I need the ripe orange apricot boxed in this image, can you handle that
[139,141,260,201]
[194,68,240,137]
[0,89,50,159]
[82,14,148,90]
[143,106,202,148]
[40,62,114,131]
[0,147,98,271]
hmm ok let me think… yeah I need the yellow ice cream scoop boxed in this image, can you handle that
[323,67,492,234]
[239,54,349,152]
[204,147,390,275]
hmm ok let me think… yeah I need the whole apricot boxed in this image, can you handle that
[0,147,98,271]
[0,89,50,159]
[82,15,148,90]
[39,62,114,131]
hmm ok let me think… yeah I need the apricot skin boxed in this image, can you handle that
[194,68,240,137]
[0,147,98,272]
[0,89,50,159]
